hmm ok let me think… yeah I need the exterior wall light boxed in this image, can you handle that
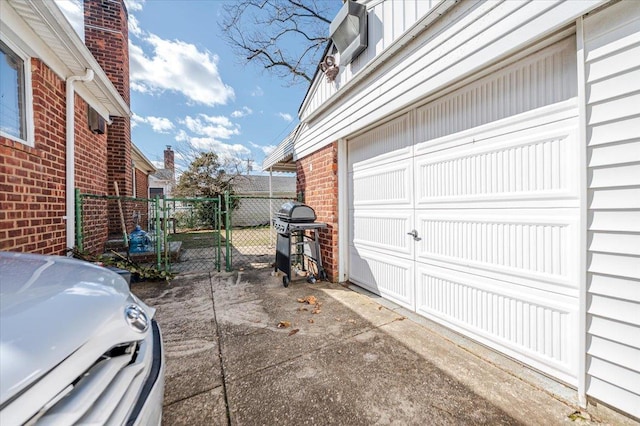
[320,55,339,82]
[329,0,368,65]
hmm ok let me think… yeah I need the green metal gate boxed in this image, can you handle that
[162,197,222,273]
[223,193,295,271]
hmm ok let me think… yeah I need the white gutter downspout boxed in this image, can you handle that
[65,69,94,252]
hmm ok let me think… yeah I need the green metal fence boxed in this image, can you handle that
[162,197,222,274]
[223,193,296,271]
[76,190,295,275]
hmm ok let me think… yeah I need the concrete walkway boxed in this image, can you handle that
[133,269,629,425]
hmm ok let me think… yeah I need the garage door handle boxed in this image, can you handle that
[407,230,421,241]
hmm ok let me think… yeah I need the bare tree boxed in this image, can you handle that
[170,140,253,180]
[219,0,341,85]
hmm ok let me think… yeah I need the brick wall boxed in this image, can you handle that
[135,168,148,199]
[75,94,109,255]
[0,59,108,254]
[84,0,133,238]
[133,168,150,228]
[296,142,339,282]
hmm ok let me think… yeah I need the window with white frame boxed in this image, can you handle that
[0,38,32,145]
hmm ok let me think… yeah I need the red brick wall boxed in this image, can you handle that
[133,169,150,229]
[75,95,109,255]
[296,142,339,282]
[84,0,130,105]
[0,59,108,254]
[84,0,132,238]
[135,168,148,199]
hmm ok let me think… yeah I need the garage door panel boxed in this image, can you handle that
[415,210,579,291]
[346,36,582,387]
[415,263,578,383]
[349,247,414,310]
[348,113,412,172]
[414,36,577,151]
[349,209,414,257]
[349,160,413,208]
[414,116,579,208]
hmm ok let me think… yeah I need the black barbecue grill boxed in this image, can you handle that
[273,201,327,287]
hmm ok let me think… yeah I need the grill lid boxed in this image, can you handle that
[276,201,316,223]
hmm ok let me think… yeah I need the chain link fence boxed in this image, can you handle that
[77,191,295,275]
[223,194,295,271]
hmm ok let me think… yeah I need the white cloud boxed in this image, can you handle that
[249,142,276,156]
[251,86,264,97]
[56,0,84,38]
[132,113,175,134]
[124,0,145,12]
[183,138,251,163]
[131,114,140,128]
[129,34,234,106]
[260,144,277,155]
[180,114,239,140]
[175,129,189,142]
[278,113,293,122]
[128,14,143,37]
[147,116,175,133]
[231,106,253,118]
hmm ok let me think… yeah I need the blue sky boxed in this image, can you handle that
[59,0,340,173]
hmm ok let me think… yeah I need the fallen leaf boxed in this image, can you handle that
[348,319,356,324]
[396,317,406,321]
[297,307,309,312]
[288,329,299,336]
[308,319,314,324]
[298,295,318,305]
[277,321,291,328]
[312,307,322,314]
[568,411,591,422]
[378,306,383,310]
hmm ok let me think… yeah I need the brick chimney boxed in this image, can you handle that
[164,145,175,175]
[84,0,132,236]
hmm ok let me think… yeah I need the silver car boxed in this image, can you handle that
[0,252,164,425]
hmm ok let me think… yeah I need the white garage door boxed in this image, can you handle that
[348,36,581,384]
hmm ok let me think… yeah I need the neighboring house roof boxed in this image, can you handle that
[150,169,174,182]
[1,0,129,120]
[229,175,295,194]
[131,144,156,174]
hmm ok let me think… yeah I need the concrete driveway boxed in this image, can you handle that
[132,268,624,425]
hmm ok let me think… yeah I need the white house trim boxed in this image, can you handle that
[1,0,129,120]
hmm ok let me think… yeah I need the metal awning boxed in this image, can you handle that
[262,124,300,173]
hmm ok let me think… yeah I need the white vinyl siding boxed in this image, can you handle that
[583,1,640,418]
[298,0,605,159]
[303,0,443,118]
[348,36,581,383]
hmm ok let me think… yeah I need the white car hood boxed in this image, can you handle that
[0,252,146,406]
